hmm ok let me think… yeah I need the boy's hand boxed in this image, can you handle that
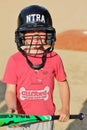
[57,108,70,122]
[7,108,19,128]
[8,107,18,114]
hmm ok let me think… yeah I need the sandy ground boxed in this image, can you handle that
[0,49,87,130]
[54,49,87,130]
[0,1,87,130]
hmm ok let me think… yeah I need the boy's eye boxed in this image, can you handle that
[25,35,46,40]
[25,36,32,40]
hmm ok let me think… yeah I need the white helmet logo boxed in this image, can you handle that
[26,14,45,23]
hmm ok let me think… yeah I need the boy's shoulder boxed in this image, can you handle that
[8,52,23,62]
[10,51,22,58]
[47,51,61,58]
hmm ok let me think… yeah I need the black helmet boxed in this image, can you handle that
[15,5,56,47]
[15,5,56,70]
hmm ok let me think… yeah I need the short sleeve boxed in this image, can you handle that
[54,55,66,81]
[2,56,17,84]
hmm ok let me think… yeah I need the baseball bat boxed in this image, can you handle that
[0,113,84,127]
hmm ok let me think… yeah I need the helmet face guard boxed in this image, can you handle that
[15,5,56,70]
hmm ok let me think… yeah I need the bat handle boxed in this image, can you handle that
[52,113,84,120]
[70,113,84,120]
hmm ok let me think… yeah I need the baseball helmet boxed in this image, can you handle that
[15,5,56,69]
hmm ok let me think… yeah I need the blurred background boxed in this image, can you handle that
[0,0,87,130]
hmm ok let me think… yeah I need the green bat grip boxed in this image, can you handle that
[0,114,51,127]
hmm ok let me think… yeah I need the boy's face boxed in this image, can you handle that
[23,31,50,54]
[22,31,50,54]
[25,31,46,46]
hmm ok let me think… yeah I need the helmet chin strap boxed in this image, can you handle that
[18,46,52,70]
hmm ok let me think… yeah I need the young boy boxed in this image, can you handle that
[2,5,70,130]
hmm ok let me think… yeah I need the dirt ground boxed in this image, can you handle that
[0,1,87,129]
[55,30,87,51]
[54,30,87,130]
[0,30,87,130]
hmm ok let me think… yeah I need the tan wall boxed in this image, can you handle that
[0,0,87,79]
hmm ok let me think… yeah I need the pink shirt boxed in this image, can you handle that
[2,51,66,115]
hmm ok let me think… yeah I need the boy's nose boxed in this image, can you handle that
[33,34,41,42]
